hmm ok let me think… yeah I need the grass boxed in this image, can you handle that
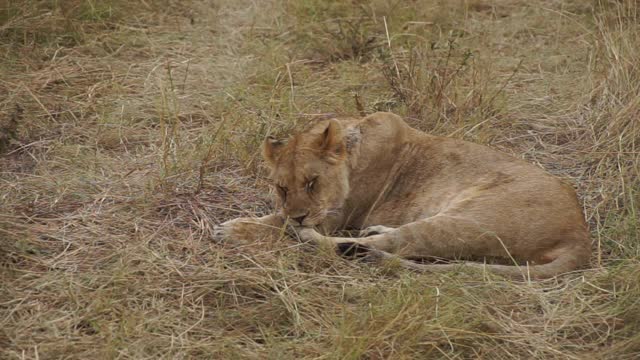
[1,0,639,358]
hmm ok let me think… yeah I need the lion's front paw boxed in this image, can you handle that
[213,215,286,245]
[212,217,249,244]
[212,217,267,245]
[294,227,324,243]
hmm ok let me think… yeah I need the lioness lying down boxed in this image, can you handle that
[215,112,590,279]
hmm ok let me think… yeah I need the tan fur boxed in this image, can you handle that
[215,112,591,279]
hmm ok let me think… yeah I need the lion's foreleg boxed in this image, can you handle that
[296,227,401,253]
[213,214,286,245]
[298,215,480,258]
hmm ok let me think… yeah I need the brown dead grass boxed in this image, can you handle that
[1,0,639,358]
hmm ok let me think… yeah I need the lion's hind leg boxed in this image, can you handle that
[296,215,585,279]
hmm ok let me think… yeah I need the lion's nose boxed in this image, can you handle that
[292,214,308,225]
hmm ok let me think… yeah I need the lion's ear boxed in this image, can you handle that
[263,136,285,166]
[319,119,345,161]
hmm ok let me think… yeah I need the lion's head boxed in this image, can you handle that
[263,119,350,227]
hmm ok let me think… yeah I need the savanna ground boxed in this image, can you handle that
[1,0,639,358]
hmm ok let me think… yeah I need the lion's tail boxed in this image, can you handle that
[368,248,586,280]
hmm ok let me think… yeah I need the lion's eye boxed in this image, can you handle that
[305,177,318,193]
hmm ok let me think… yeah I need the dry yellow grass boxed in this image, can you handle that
[1,0,638,358]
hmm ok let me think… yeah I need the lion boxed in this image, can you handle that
[214,112,591,279]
